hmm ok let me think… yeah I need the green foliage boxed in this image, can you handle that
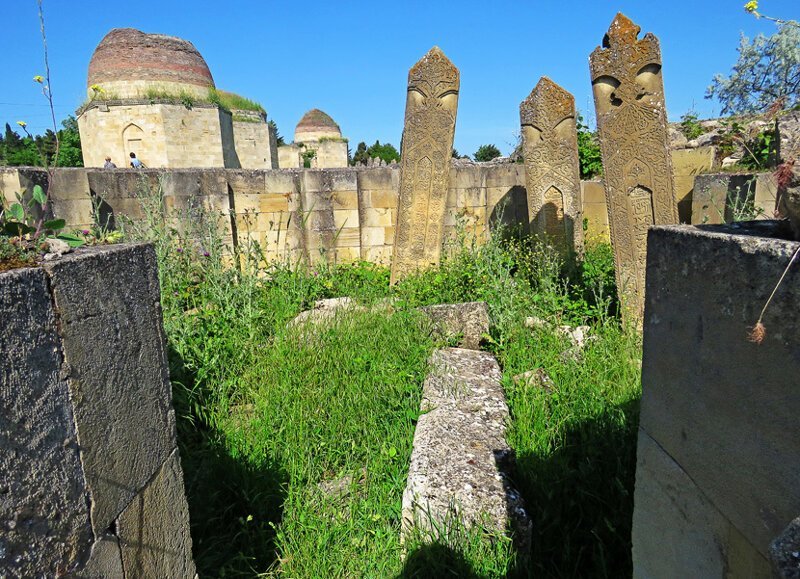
[352,140,401,165]
[679,111,706,140]
[208,88,266,113]
[577,114,603,179]
[474,144,502,162]
[268,119,286,146]
[740,126,779,169]
[0,117,82,168]
[0,236,37,270]
[0,182,83,266]
[301,148,316,168]
[706,21,800,114]
[716,118,746,158]
[351,141,368,165]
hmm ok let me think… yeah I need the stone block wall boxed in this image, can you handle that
[232,111,276,169]
[310,140,349,169]
[277,144,302,169]
[634,223,800,577]
[692,172,778,225]
[4,161,760,267]
[581,180,609,241]
[671,146,716,223]
[78,102,237,169]
[0,243,195,577]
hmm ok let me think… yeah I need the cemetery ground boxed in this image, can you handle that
[130,195,642,577]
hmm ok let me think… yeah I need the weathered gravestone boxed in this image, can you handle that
[520,77,583,255]
[391,46,459,283]
[589,13,678,321]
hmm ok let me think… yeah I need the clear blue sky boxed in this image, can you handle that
[2,0,797,157]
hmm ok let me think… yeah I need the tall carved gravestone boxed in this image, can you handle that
[520,77,583,255]
[589,13,678,320]
[391,47,459,284]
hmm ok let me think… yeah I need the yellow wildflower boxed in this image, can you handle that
[33,75,44,83]
[744,1,758,13]
[16,121,27,128]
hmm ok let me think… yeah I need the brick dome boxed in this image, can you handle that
[294,109,342,142]
[87,28,214,99]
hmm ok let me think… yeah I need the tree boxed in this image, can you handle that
[474,144,501,162]
[0,117,83,167]
[576,114,603,179]
[56,116,83,167]
[350,140,400,165]
[268,120,285,147]
[368,140,400,164]
[706,21,800,114]
[351,141,368,165]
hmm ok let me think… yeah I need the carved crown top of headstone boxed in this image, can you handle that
[589,13,662,101]
[408,46,460,98]
[520,76,574,133]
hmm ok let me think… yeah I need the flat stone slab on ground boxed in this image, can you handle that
[418,302,489,350]
[402,347,530,549]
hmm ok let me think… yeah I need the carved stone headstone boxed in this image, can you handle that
[391,47,459,283]
[589,13,678,320]
[520,77,583,255]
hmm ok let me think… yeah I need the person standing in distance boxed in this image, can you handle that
[129,152,144,168]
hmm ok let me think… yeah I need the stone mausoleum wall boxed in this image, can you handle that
[634,223,800,577]
[0,243,195,577]
[78,101,239,169]
[232,110,277,170]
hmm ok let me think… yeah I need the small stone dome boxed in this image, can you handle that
[294,109,341,142]
[87,28,214,99]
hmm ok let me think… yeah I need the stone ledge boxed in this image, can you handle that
[402,348,530,550]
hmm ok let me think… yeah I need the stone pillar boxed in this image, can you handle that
[520,77,583,255]
[0,244,196,577]
[391,46,459,283]
[589,13,678,321]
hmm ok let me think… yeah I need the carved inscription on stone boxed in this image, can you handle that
[520,77,583,255]
[589,13,678,321]
[391,47,459,283]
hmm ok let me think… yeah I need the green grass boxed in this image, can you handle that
[124,183,641,577]
[209,88,266,113]
[79,87,265,115]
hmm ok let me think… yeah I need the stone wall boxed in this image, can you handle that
[2,161,758,266]
[634,223,800,577]
[310,139,349,169]
[277,140,349,169]
[278,144,301,169]
[669,110,800,167]
[232,111,276,169]
[692,172,778,224]
[78,101,238,169]
[0,243,195,577]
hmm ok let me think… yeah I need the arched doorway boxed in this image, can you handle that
[122,123,145,163]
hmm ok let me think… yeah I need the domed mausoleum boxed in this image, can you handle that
[77,28,277,169]
[278,109,348,168]
[294,109,342,142]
